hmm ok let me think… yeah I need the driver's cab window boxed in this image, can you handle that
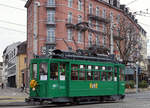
[32,64,37,79]
[60,64,66,80]
[50,63,58,80]
[39,63,48,80]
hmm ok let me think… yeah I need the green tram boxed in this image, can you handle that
[27,50,125,104]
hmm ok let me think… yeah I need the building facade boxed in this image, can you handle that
[16,41,27,88]
[25,0,143,83]
[0,62,3,84]
[3,42,27,88]
[139,26,148,80]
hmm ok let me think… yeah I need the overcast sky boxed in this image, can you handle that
[0,0,150,62]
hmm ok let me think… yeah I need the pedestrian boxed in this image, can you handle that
[1,83,4,89]
[21,83,25,92]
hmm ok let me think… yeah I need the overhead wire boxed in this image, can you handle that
[126,0,140,6]
[0,3,26,11]
[0,20,26,27]
[0,26,26,34]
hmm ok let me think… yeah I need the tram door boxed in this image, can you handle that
[58,63,69,97]
[114,65,125,95]
[38,63,49,97]
[50,62,69,97]
[114,65,119,95]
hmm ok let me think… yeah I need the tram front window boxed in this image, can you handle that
[60,64,66,80]
[32,64,37,79]
[50,63,58,80]
[39,63,48,80]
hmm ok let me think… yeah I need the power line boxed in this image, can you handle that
[0,3,26,11]
[0,20,26,27]
[126,0,140,6]
[139,22,150,27]
[0,26,26,33]
[10,0,27,2]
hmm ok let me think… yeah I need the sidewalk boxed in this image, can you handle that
[125,87,150,94]
[0,87,29,106]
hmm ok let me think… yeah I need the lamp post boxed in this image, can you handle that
[136,61,139,95]
[110,21,116,54]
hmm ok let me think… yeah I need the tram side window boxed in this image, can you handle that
[87,65,93,80]
[79,65,86,80]
[39,63,48,80]
[50,63,58,80]
[101,72,107,81]
[32,64,37,79]
[60,64,66,80]
[108,72,113,81]
[114,67,117,81]
[119,68,124,81]
[94,66,100,80]
[71,64,78,80]
[94,72,100,80]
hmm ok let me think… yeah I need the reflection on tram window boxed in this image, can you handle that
[50,63,58,80]
[39,63,48,80]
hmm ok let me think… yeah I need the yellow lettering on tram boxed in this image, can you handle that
[90,83,92,88]
[89,83,98,88]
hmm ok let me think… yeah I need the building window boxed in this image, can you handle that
[78,0,82,10]
[96,35,100,45]
[89,3,92,14]
[47,27,55,43]
[68,12,72,23]
[96,21,99,31]
[47,0,55,5]
[78,15,82,23]
[88,19,92,28]
[68,29,72,41]
[102,9,106,19]
[116,14,120,24]
[110,12,113,23]
[24,57,27,64]
[109,0,113,5]
[96,6,100,16]
[78,31,82,43]
[68,0,73,8]
[88,32,92,46]
[47,10,55,23]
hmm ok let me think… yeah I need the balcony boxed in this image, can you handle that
[88,28,106,36]
[46,20,56,27]
[65,23,75,29]
[113,34,124,40]
[88,14,110,24]
[46,37,56,45]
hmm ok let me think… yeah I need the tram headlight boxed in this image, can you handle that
[32,87,36,91]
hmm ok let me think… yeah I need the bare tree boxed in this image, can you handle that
[113,17,141,65]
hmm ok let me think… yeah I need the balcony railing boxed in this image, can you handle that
[88,14,110,24]
[46,37,56,45]
[46,20,56,26]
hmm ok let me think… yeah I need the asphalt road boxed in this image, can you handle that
[2,91,150,108]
